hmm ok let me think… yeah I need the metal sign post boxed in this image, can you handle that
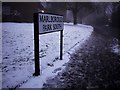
[60,30,63,60]
[33,13,40,76]
[33,13,64,76]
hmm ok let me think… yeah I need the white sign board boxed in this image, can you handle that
[38,13,64,34]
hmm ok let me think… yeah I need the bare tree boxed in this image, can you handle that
[67,2,94,25]
[67,2,78,25]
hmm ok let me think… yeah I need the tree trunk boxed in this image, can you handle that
[73,11,77,25]
[73,2,78,25]
[79,15,82,24]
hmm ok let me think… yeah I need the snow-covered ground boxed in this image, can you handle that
[2,22,93,88]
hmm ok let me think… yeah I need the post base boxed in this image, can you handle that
[33,72,40,76]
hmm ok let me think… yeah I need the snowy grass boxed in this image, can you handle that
[2,22,93,88]
[2,23,34,88]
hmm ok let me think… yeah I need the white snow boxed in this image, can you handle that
[112,45,120,55]
[2,22,93,88]
[111,38,120,55]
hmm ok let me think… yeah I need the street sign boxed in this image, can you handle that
[38,13,64,34]
[33,13,64,76]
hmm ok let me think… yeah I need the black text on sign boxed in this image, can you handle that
[39,13,64,34]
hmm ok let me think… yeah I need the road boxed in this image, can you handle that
[43,25,120,89]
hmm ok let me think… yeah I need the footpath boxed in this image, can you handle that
[43,25,120,89]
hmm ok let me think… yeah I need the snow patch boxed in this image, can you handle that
[111,44,120,55]
[111,38,120,55]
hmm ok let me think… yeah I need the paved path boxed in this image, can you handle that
[43,26,120,89]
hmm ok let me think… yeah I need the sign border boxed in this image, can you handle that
[37,12,64,34]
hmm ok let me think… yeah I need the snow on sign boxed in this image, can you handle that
[33,13,64,76]
[38,13,64,34]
